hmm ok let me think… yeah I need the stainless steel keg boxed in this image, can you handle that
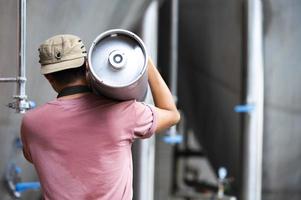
[87,29,148,101]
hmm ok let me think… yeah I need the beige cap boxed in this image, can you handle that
[38,34,87,74]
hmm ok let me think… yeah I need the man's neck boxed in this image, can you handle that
[57,80,90,100]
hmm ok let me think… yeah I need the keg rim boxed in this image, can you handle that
[88,29,148,88]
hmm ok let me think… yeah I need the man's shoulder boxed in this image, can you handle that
[23,102,53,121]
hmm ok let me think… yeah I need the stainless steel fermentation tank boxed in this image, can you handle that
[87,29,148,101]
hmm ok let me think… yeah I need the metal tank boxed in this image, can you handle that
[88,29,148,101]
[262,0,301,200]
[157,0,301,200]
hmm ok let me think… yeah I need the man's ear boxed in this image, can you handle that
[85,59,89,70]
[44,74,55,84]
[84,59,90,83]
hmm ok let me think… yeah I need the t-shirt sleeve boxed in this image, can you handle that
[133,101,157,139]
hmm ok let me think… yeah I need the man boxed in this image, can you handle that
[21,34,180,200]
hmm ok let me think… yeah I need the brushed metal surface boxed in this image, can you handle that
[88,29,148,101]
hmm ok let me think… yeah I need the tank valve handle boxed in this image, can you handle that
[217,167,227,199]
[4,137,40,198]
[7,99,36,113]
[234,104,255,113]
[163,126,183,144]
[15,182,41,193]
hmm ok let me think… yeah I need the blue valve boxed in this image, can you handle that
[234,104,255,113]
[29,101,36,109]
[163,134,183,144]
[14,166,22,174]
[14,138,23,149]
[15,182,41,192]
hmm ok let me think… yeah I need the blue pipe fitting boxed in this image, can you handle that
[234,104,255,113]
[163,134,183,144]
[15,137,23,149]
[14,165,22,174]
[15,182,41,192]
[29,101,36,109]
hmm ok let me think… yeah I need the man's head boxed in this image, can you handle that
[38,34,88,92]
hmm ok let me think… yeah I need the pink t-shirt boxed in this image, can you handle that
[20,93,157,200]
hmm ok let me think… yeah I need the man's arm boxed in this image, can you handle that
[147,58,180,132]
[21,119,33,163]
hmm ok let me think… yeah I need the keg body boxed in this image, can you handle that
[88,29,148,101]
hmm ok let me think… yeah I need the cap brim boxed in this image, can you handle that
[41,57,85,74]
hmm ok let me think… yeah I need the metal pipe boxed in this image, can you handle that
[11,0,28,113]
[134,1,158,200]
[18,0,27,100]
[170,0,179,97]
[242,0,264,199]
[0,78,20,82]
[167,0,179,140]
[0,0,29,113]
[0,0,27,88]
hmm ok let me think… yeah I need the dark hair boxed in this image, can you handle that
[49,62,86,85]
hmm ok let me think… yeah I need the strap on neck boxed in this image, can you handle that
[57,85,91,98]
